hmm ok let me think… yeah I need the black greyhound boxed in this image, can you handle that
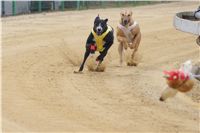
[74,15,114,73]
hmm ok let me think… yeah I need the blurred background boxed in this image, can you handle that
[1,1,170,17]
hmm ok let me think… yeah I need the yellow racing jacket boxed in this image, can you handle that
[91,26,112,52]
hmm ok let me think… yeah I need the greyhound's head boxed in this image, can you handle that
[93,15,108,36]
[120,10,133,26]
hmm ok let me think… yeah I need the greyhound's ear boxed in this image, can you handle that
[96,14,100,20]
[94,14,100,23]
[104,18,108,23]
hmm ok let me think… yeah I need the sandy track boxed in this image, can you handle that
[2,2,200,132]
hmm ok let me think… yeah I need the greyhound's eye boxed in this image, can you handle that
[94,22,99,25]
[128,14,131,17]
[121,14,124,16]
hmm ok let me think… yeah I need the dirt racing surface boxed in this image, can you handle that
[2,2,200,132]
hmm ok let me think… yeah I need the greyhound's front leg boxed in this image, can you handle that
[130,40,140,60]
[74,49,90,73]
[117,36,128,50]
[118,42,124,66]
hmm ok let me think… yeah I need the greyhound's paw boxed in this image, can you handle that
[118,61,123,67]
[128,43,134,49]
[95,65,106,72]
[124,44,128,50]
[73,71,83,74]
[127,61,138,66]
[94,62,106,72]
[159,97,165,102]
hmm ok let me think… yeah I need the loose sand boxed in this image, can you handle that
[2,2,200,132]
